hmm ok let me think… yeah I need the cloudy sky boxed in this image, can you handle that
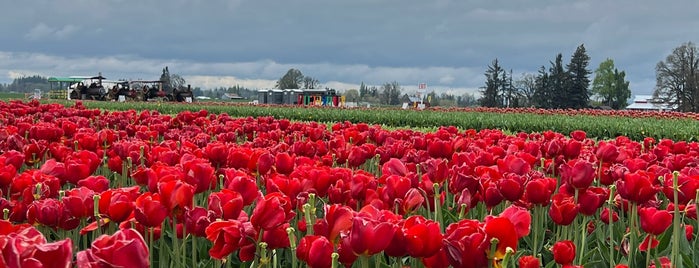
[1,0,697,96]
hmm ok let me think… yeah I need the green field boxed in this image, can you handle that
[28,99,697,142]
[0,92,29,99]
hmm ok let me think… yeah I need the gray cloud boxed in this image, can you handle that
[1,0,698,96]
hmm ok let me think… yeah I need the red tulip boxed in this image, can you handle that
[275,152,295,175]
[99,186,139,223]
[205,220,256,260]
[496,155,531,175]
[661,172,699,205]
[560,159,596,190]
[0,162,17,190]
[107,155,123,174]
[133,192,168,228]
[403,215,443,258]
[208,189,244,220]
[648,256,672,268]
[577,187,607,216]
[76,228,149,268]
[0,226,73,268]
[484,217,518,261]
[616,170,659,204]
[64,151,101,185]
[498,173,525,202]
[427,139,453,159]
[552,240,575,265]
[443,219,488,268]
[600,207,619,224]
[77,175,110,193]
[421,248,450,268]
[204,142,229,167]
[382,158,408,177]
[350,216,396,256]
[23,141,47,167]
[639,234,659,251]
[498,205,531,238]
[401,187,425,214]
[27,199,65,228]
[422,158,450,183]
[518,255,541,268]
[570,130,586,141]
[639,207,672,235]
[158,180,195,220]
[2,150,25,171]
[337,233,358,266]
[223,169,262,206]
[250,193,294,230]
[596,142,619,163]
[181,156,216,194]
[297,235,333,268]
[184,206,216,237]
[523,178,556,206]
[549,193,579,225]
[563,139,582,159]
[318,204,354,243]
[382,175,411,208]
[62,186,96,219]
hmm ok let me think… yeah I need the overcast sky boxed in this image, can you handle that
[1,0,697,96]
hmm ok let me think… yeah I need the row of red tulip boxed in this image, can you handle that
[0,100,697,267]
[428,106,699,121]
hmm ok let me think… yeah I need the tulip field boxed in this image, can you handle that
[1,100,698,268]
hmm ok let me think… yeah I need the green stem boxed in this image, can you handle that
[331,253,340,268]
[148,228,154,267]
[645,235,653,268]
[433,183,443,230]
[444,179,451,214]
[360,255,370,268]
[629,202,638,266]
[173,218,179,267]
[531,206,540,256]
[258,242,269,268]
[671,171,681,266]
[303,203,314,235]
[579,216,587,265]
[458,204,467,220]
[608,185,616,268]
[192,236,197,268]
[286,227,298,268]
[488,238,499,268]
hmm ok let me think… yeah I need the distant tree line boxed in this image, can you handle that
[479,44,609,109]
[202,85,258,99]
[0,75,50,93]
[478,41,699,112]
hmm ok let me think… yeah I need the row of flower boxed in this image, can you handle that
[63,99,699,142]
[0,100,697,267]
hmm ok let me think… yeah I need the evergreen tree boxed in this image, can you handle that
[548,54,569,108]
[566,44,592,108]
[479,59,506,107]
[359,82,367,100]
[533,66,553,108]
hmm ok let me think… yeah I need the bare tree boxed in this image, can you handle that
[654,42,699,112]
[515,73,537,107]
[303,76,320,89]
